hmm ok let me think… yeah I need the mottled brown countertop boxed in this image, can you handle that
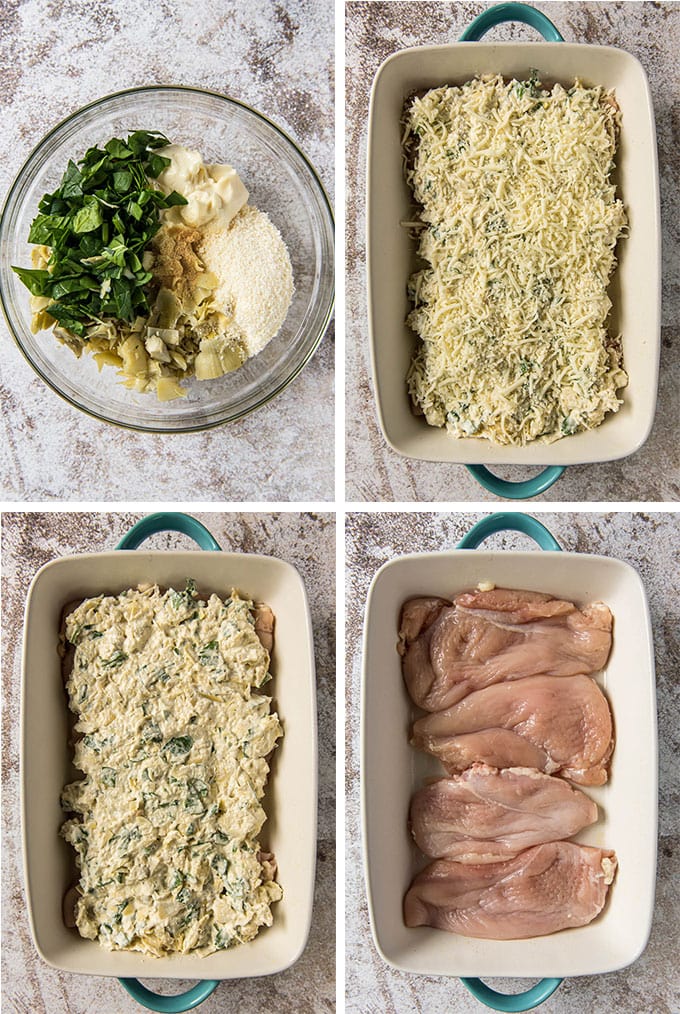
[1,511,335,1013]
[0,0,334,502]
[345,510,680,1011]
[346,1,680,502]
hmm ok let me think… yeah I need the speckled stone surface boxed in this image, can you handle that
[1,511,335,1013]
[0,0,334,502]
[345,2,680,502]
[345,510,680,1012]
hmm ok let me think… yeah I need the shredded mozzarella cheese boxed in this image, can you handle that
[403,74,628,445]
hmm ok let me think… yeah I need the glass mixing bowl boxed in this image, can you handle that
[0,86,334,432]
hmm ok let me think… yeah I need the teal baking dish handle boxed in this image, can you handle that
[115,512,222,551]
[459,2,564,42]
[457,512,562,551]
[461,977,563,1012]
[459,511,561,1010]
[119,978,219,1012]
[465,465,566,500]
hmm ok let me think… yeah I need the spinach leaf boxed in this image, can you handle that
[100,650,128,668]
[142,722,163,743]
[10,266,51,296]
[171,578,198,610]
[61,160,84,199]
[72,199,104,234]
[198,640,219,665]
[211,854,229,877]
[101,767,117,787]
[214,926,231,949]
[162,735,193,757]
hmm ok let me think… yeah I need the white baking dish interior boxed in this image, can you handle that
[367,43,660,465]
[362,551,657,976]
[22,551,317,979]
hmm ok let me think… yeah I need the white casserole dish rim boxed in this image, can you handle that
[21,548,317,980]
[366,41,661,466]
[361,545,657,977]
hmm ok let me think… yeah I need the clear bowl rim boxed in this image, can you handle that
[0,83,335,433]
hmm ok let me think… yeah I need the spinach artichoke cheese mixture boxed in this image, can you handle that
[403,75,628,445]
[60,581,282,956]
[12,131,294,400]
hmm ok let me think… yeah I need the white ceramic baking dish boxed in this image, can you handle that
[366,2,661,499]
[361,512,657,1011]
[21,513,317,1013]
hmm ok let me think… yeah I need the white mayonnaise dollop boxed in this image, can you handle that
[155,144,248,229]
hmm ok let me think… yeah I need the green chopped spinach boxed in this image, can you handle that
[198,640,219,665]
[162,735,193,757]
[214,926,231,949]
[211,854,229,878]
[185,776,209,814]
[101,767,117,787]
[11,130,187,335]
[110,825,141,851]
[142,722,163,743]
[113,898,131,924]
[67,624,82,645]
[100,650,128,668]
[171,578,199,610]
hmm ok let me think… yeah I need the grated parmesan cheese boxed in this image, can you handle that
[403,74,628,445]
[199,205,294,358]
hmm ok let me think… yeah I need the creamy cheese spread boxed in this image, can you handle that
[156,145,249,229]
[403,75,628,445]
[60,581,282,957]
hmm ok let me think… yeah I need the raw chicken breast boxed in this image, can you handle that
[399,588,612,711]
[404,841,617,939]
[411,674,613,785]
[410,765,598,861]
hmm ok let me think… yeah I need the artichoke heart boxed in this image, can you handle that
[151,287,183,330]
[146,326,180,346]
[144,333,172,364]
[194,332,246,380]
[156,376,188,400]
[119,334,149,376]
